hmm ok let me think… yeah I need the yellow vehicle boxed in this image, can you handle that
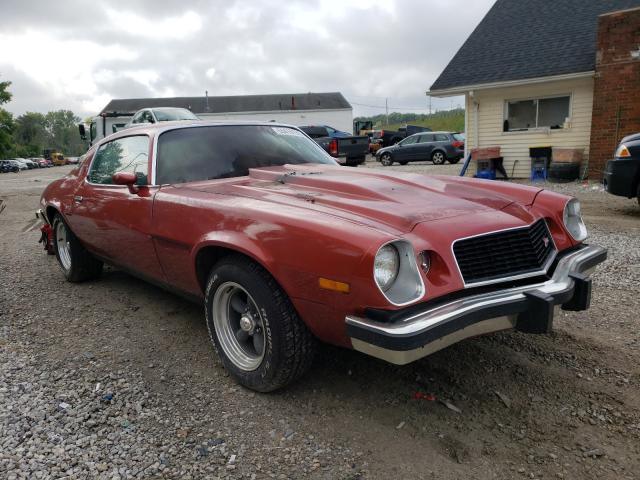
[43,149,67,166]
[51,153,66,166]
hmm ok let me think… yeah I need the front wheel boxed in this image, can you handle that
[52,214,103,282]
[380,153,393,166]
[431,151,446,165]
[205,255,316,392]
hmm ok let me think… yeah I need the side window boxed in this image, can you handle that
[401,136,419,145]
[421,134,435,143]
[88,136,149,185]
[131,112,142,124]
[435,134,449,142]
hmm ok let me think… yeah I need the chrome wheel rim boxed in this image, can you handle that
[56,222,72,270]
[212,282,266,371]
[433,152,444,164]
[381,154,392,166]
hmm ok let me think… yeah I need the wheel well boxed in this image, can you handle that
[46,206,59,224]
[195,246,258,293]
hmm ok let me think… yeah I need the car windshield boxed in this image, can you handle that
[156,125,338,184]
[153,109,199,122]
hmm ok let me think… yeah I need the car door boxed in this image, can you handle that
[415,134,436,160]
[395,135,420,161]
[67,134,165,282]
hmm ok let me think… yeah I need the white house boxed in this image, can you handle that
[428,0,640,178]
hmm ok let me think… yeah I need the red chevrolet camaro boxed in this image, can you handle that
[39,121,607,391]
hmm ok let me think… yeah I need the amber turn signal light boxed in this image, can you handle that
[318,277,350,293]
[615,145,631,158]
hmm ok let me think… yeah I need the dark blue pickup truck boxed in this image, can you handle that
[299,125,369,166]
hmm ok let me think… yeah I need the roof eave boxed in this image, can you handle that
[427,71,595,97]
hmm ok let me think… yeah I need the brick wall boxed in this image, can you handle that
[589,7,640,178]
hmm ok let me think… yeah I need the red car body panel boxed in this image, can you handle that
[40,124,579,350]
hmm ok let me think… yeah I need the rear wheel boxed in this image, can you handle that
[380,153,393,166]
[431,151,446,165]
[399,161,408,166]
[205,255,316,392]
[52,214,103,282]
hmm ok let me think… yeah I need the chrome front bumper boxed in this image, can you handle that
[346,244,607,365]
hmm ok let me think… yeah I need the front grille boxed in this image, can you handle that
[453,219,556,285]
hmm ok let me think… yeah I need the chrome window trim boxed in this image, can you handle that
[450,219,558,288]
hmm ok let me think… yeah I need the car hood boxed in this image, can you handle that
[179,165,541,235]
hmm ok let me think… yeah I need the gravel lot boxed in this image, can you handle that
[1,162,639,479]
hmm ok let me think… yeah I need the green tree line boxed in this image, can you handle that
[0,79,87,159]
[354,108,465,132]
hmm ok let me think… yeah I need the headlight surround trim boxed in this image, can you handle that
[373,240,425,306]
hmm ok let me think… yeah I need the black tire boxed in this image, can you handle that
[399,161,408,166]
[431,150,446,165]
[52,214,103,282]
[547,162,580,183]
[205,255,316,392]
[380,153,393,166]
[448,157,461,164]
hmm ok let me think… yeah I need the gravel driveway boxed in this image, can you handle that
[1,164,639,479]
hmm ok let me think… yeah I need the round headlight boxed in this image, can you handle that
[374,244,400,291]
[563,198,587,241]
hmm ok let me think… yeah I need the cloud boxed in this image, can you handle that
[0,0,494,118]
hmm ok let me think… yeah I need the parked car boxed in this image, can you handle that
[299,125,369,166]
[35,158,51,168]
[604,132,640,205]
[0,160,20,173]
[8,159,28,170]
[67,157,79,165]
[124,107,199,129]
[373,125,432,147]
[38,121,606,392]
[15,158,38,169]
[376,131,465,166]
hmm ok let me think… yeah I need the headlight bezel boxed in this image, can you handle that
[373,240,425,306]
[563,198,588,242]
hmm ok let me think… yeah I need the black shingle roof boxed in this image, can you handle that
[100,92,351,115]
[430,0,640,92]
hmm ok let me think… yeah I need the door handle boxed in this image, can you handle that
[73,195,83,203]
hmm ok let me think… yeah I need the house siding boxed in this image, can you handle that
[465,77,594,178]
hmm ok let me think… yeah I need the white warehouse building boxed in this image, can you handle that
[99,92,354,133]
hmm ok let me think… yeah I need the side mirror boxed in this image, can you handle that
[112,171,139,194]
[79,124,86,140]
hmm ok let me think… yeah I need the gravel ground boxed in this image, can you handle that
[1,163,639,479]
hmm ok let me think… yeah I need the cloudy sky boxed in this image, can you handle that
[0,0,494,118]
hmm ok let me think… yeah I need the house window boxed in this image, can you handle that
[505,95,570,131]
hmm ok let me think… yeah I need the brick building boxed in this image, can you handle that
[589,7,640,176]
[428,0,640,179]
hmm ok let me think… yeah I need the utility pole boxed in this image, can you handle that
[385,98,389,125]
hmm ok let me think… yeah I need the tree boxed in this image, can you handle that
[14,112,48,157]
[44,110,85,155]
[0,80,14,158]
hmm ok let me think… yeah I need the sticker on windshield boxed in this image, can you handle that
[271,127,305,137]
